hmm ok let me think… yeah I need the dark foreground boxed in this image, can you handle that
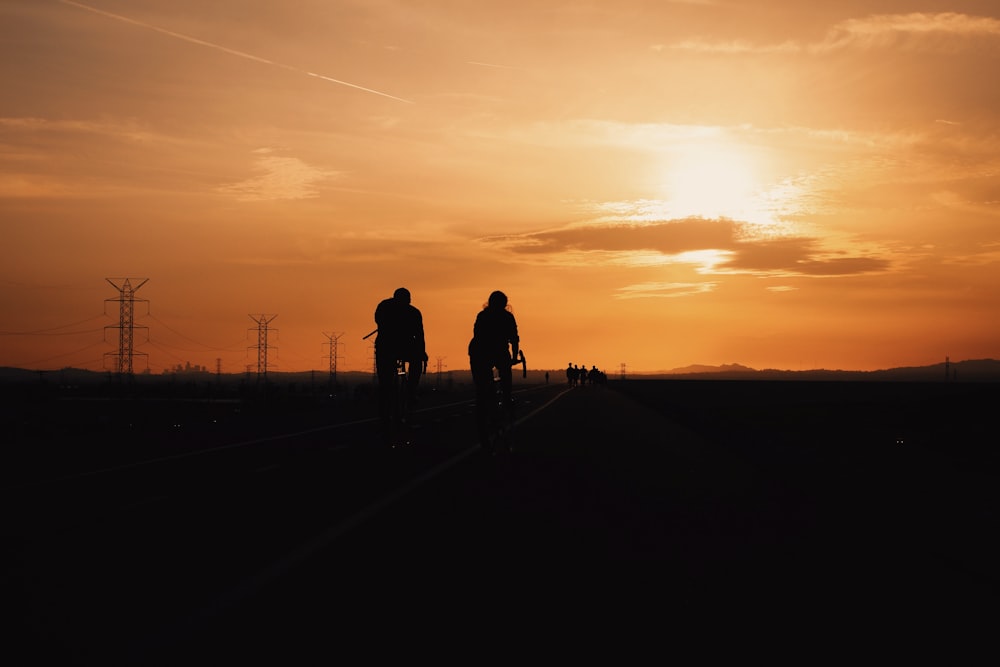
[4,379,999,661]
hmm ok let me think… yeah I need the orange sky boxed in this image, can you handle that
[3,0,1000,375]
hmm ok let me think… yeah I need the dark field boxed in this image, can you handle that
[3,378,999,660]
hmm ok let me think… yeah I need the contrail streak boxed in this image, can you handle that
[467,60,524,71]
[59,0,413,104]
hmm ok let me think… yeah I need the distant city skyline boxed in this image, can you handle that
[3,1,1000,373]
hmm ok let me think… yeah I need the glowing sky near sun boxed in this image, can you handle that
[2,0,999,374]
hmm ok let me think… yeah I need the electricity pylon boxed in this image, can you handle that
[248,314,278,378]
[366,340,376,381]
[435,356,447,390]
[104,277,149,376]
[323,332,345,383]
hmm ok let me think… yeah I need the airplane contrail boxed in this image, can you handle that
[59,0,414,104]
[467,60,524,71]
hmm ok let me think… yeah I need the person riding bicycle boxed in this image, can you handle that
[374,287,427,425]
[468,290,519,448]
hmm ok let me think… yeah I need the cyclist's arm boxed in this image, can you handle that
[509,316,520,363]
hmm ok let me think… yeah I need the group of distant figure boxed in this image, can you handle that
[566,363,607,387]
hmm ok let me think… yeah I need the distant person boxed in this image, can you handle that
[566,363,574,386]
[545,371,549,384]
[468,290,520,450]
[374,287,427,424]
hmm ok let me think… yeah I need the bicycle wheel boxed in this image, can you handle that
[491,378,513,455]
[396,365,408,423]
[390,361,411,447]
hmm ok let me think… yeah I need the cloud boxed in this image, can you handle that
[717,238,891,276]
[0,116,171,144]
[664,13,1000,55]
[0,116,174,198]
[665,39,800,55]
[480,217,890,277]
[217,150,340,201]
[614,282,718,299]
[816,13,1000,52]
[0,175,88,198]
[483,218,738,255]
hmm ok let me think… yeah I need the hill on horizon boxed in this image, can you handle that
[2,358,1000,384]
[642,358,1000,382]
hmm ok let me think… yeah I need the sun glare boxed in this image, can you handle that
[662,142,770,224]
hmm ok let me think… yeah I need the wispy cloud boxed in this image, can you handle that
[614,282,718,299]
[0,174,84,198]
[665,12,1000,55]
[816,13,1000,52]
[217,149,340,201]
[663,39,800,55]
[0,116,170,143]
[0,115,215,197]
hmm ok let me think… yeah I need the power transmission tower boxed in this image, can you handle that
[435,356,447,390]
[323,332,345,384]
[104,277,149,377]
[248,314,278,379]
[366,340,376,382]
[620,362,626,380]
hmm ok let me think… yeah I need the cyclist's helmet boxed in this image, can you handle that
[393,287,411,303]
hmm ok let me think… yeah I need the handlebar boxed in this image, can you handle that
[513,350,527,378]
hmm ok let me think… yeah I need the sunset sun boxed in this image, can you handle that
[662,142,765,223]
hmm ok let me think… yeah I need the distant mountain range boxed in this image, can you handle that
[2,358,999,384]
[645,358,1000,382]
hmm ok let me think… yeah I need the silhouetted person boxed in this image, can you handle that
[545,371,549,384]
[566,363,574,386]
[468,290,520,450]
[374,287,427,424]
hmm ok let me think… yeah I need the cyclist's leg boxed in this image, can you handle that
[395,360,408,423]
[494,361,514,453]
[375,348,396,424]
[470,357,493,447]
[405,357,422,406]
[497,360,514,421]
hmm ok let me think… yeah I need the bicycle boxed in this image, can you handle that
[364,328,420,448]
[482,350,527,456]
[384,357,430,448]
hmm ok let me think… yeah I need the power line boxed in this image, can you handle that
[146,313,246,352]
[0,314,107,336]
[18,340,108,369]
